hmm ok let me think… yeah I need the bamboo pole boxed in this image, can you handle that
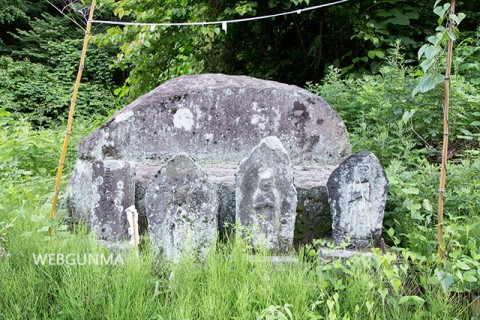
[50,0,97,221]
[437,0,456,258]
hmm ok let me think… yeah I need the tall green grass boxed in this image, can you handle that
[0,186,472,319]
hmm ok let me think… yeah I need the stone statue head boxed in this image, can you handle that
[354,164,370,183]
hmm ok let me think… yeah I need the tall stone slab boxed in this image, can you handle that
[327,151,388,247]
[91,160,135,240]
[145,154,218,262]
[66,160,93,223]
[236,137,297,252]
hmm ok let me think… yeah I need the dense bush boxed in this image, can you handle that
[0,110,108,180]
[0,56,120,127]
[308,46,480,166]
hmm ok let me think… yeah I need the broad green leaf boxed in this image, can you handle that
[365,301,374,312]
[433,3,450,20]
[399,36,416,46]
[427,35,441,46]
[447,31,456,41]
[418,44,428,60]
[327,299,335,310]
[387,15,410,26]
[411,211,423,220]
[405,10,420,20]
[379,288,388,300]
[456,270,464,282]
[399,296,425,306]
[392,278,402,292]
[422,199,433,212]
[465,275,477,283]
[402,187,420,194]
[420,58,435,72]
[457,12,466,24]
[402,109,416,124]
[460,129,473,136]
[414,73,444,94]
[424,46,441,61]
[456,261,471,271]
[437,271,454,293]
[376,9,393,17]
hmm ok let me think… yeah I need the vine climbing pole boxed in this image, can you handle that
[50,0,97,222]
[437,0,456,258]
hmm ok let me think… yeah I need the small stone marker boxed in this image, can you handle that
[327,151,388,247]
[91,160,135,240]
[236,136,297,252]
[145,154,218,262]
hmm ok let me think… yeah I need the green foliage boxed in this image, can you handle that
[94,0,212,97]
[0,56,120,127]
[94,0,480,97]
[0,200,471,319]
[385,159,480,254]
[453,27,480,85]
[0,0,52,24]
[0,2,123,127]
[9,12,118,86]
[413,1,466,96]
[0,112,104,179]
[342,2,420,75]
[308,45,479,165]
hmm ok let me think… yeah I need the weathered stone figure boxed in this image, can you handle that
[145,154,218,262]
[90,160,135,240]
[236,136,297,252]
[327,151,388,247]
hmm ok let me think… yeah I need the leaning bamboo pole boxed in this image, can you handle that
[50,0,97,221]
[437,0,456,258]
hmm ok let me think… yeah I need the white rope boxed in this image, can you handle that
[91,0,350,28]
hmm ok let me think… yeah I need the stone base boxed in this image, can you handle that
[248,255,299,265]
[97,239,139,258]
[317,247,376,261]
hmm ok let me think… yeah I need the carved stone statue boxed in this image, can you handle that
[327,152,388,247]
[236,137,297,252]
[145,154,218,262]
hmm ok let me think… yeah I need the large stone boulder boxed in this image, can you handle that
[77,74,349,165]
[67,74,351,243]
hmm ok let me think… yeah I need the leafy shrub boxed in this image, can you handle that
[307,46,480,166]
[0,56,120,127]
[0,110,107,179]
[384,159,480,255]
[9,12,118,87]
